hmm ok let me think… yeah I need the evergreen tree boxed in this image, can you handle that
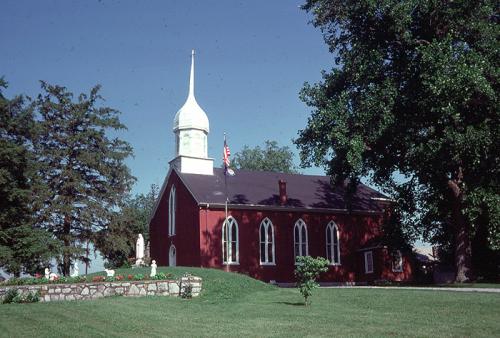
[296,1,499,281]
[33,82,135,275]
[0,78,58,276]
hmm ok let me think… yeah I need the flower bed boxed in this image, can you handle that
[1,272,173,287]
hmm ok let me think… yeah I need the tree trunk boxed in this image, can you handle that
[85,240,89,275]
[447,177,473,283]
[62,215,71,276]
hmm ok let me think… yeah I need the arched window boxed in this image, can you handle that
[222,216,239,264]
[364,251,374,274]
[169,244,176,267]
[326,221,341,265]
[259,218,275,265]
[168,186,176,236]
[294,219,308,262]
[392,250,403,272]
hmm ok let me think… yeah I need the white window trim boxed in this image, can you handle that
[222,216,239,265]
[259,218,276,265]
[364,251,374,274]
[168,186,176,236]
[392,250,403,272]
[294,219,308,264]
[326,221,341,266]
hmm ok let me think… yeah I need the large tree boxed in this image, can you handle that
[0,78,58,276]
[296,1,499,282]
[33,82,135,275]
[232,140,299,173]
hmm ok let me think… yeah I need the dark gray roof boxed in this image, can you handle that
[177,168,389,212]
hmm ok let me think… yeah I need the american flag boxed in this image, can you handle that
[223,137,231,169]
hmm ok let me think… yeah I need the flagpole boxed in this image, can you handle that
[224,132,229,272]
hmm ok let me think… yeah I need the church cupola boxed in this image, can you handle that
[169,50,214,175]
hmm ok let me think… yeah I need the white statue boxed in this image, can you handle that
[150,260,157,278]
[135,234,145,266]
[44,267,58,280]
[104,268,115,277]
[70,262,79,277]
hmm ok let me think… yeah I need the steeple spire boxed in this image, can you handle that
[189,49,195,98]
[171,49,213,175]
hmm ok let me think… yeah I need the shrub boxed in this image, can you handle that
[120,260,132,269]
[74,276,87,283]
[11,292,23,303]
[116,275,124,281]
[294,256,329,306]
[31,278,49,285]
[133,274,144,281]
[2,289,19,304]
[2,289,40,304]
[57,276,69,284]
[127,274,134,280]
[181,284,193,299]
[23,291,40,303]
[152,272,170,280]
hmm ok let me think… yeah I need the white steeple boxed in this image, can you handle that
[173,50,209,133]
[170,50,213,175]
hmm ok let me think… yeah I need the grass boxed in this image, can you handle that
[1,267,499,337]
[433,282,500,289]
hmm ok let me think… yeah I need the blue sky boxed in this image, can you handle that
[1,0,333,195]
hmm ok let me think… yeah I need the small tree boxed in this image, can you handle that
[294,256,329,306]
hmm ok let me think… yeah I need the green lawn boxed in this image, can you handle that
[433,282,500,289]
[1,267,499,337]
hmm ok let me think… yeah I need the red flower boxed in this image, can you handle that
[127,274,133,280]
[92,276,105,282]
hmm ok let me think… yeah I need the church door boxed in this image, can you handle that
[169,245,176,267]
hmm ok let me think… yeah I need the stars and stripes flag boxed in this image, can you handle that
[223,135,235,176]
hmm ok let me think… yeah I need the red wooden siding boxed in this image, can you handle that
[149,171,201,267]
[151,176,414,283]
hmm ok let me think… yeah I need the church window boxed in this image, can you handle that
[326,221,341,265]
[392,250,403,272]
[259,218,275,265]
[222,216,239,264]
[294,219,308,262]
[168,186,176,236]
[364,251,373,274]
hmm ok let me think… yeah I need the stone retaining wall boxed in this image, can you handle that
[0,275,202,302]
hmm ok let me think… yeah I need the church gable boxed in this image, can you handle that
[149,169,201,267]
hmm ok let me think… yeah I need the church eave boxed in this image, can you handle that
[197,202,385,215]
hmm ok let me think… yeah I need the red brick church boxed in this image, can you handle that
[149,51,413,284]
